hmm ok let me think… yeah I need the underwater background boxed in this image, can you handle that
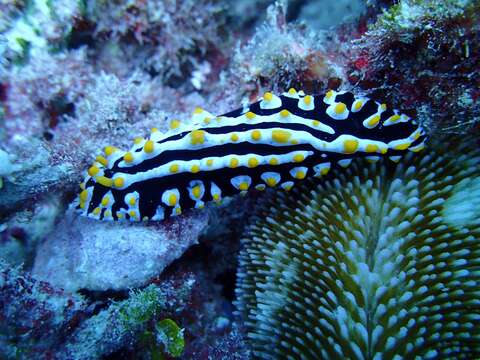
[0,0,479,358]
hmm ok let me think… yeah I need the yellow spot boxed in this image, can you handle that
[266,177,278,187]
[175,207,182,215]
[192,186,202,198]
[144,140,154,153]
[104,146,117,156]
[169,164,179,173]
[380,147,388,154]
[229,158,239,168]
[248,157,259,168]
[79,182,86,190]
[93,207,101,215]
[95,156,108,167]
[353,100,363,111]
[193,107,203,114]
[88,165,100,177]
[304,95,312,105]
[128,197,136,206]
[246,111,256,120]
[104,210,112,217]
[290,139,298,145]
[294,171,306,179]
[367,115,381,127]
[343,139,359,154]
[101,196,110,206]
[320,167,330,175]
[272,129,291,143]
[380,103,387,111]
[198,204,205,209]
[203,117,211,125]
[293,153,305,163]
[96,176,113,188]
[288,88,297,95]
[279,109,290,118]
[123,152,134,163]
[134,137,143,144]
[170,119,181,129]
[394,142,411,150]
[269,158,279,165]
[190,130,206,145]
[326,90,334,99]
[151,127,158,133]
[80,190,88,201]
[113,177,125,188]
[168,194,177,206]
[206,159,214,167]
[312,120,320,127]
[411,130,421,140]
[389,114,401,123]
[129,210,137,218]
[334,102,347,114]
[251,130,262,141]
[283,184,293,191]
[239,182,249,191]
[213,193,220,202]
[191,164,200,173]
[263,92,273,101]
[117,212,124,219]
[366,144,379,153]
[79,201,85,209]
[230,133,239,142]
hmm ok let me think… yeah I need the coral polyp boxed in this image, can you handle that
[235,139,480,359]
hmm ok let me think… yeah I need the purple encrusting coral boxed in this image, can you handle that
[1,0,479,358]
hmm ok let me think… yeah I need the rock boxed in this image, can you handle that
[32,210,208,291]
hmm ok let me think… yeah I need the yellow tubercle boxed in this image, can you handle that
[293,153,305,163]
[113,177,125,188]
[393,142,411,151]
[128,197,136,206]
[366,144,379,153]
[80,190,88,202]
[279,109,290,118]
[93,207,101,215]
[343,139,359,154]
[191,164,200,173]
[192,186,202,199]
[272,130,291,143]
[190,130,206,145]
[239,182,249,191]
[263,92,273,102]
[367,115,381,127]
[193,107,204,114]
[170,119,181,129]
[269,158,279,165]
[294,171,306,180]
[104,146,117,156]
[169,164,179,173]
[251,130,261,141]
[95,156,108,167]
[101,195,110,206]
[134,137,144,144]
[206,159,214,167]
[248,157,259,168]
[144,140,154,153]
[325,90,334,99]
[230,133,239,142]
[266,177,278,187]
[168,194,178,206]
[96,176,113,188]
[334,102,347,115]
[88,165,100,177]
[304,95,312,105]
[246,111,256,120]
[229,158,239,168]
[288,88,297,95]
[123,152,134,163]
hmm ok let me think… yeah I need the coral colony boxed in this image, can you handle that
[1,0,479,359]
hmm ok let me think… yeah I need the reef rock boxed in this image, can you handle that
[32,210,208,291]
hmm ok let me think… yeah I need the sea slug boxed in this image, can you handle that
[74,89,426,221]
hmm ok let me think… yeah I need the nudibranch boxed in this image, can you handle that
[74,89,426,221]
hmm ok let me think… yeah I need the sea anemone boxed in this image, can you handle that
[235,139,480,359]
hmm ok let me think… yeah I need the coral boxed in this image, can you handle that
[230,1,340,97]
[0,260,88,358]
[235,138,480,358]
[348,0,480,134]
[55,271,196,359]
[85,0,228,83]
[32,209,209,291]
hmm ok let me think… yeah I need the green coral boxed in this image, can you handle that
[118,285,166,329]
[235,139,480,359]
